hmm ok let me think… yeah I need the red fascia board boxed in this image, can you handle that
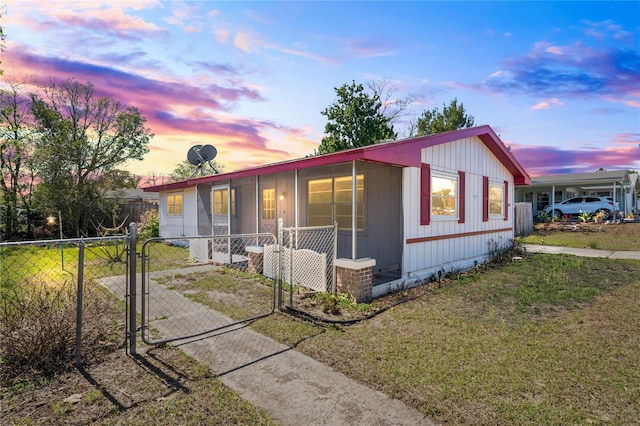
[143,125,530,192]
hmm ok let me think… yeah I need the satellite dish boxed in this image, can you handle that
[187,144,204,165]
[200,144,217,162]
[186,144,220,178]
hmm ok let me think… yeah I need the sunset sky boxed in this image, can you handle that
[1,1,638,181]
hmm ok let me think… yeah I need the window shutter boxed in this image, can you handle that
[458,171,466,224]
[504,180,509,221]
[420,163,431,225]
[482,176,489,222]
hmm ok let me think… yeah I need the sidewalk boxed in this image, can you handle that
[101,272,435,426]
[522,244,640,260]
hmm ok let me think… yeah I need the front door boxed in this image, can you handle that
[212,186,232,235]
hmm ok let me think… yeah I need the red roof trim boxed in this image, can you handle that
[143,125,530,192]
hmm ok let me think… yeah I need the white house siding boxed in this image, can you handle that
[401,136,514,280]
[158,187,198,238]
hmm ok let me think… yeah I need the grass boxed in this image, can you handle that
[519,221,640,251]
[292,254,640,424]
[2,228,640,425]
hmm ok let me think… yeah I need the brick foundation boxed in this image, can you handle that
[334,258,376,303]
[246,246,264,274]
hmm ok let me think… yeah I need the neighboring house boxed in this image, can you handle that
[104,188,159,226]
[514,169,639,217]
[144,125,530,297]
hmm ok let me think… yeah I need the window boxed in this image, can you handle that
[489,183,504,215]
[262,188,275,220]
[212,188,235,216]
[431,174,457,217]
[308,175,364,230]
[167,192,183,216]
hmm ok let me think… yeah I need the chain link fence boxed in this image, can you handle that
[1,222,337,378]
[0,236,129,380]
[136,233,278,346]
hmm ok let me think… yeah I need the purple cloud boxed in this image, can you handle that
[511,138,640,176]
[481,42,640,101]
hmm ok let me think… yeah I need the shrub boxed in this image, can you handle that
[137,209,159,240]
[0,277,120,384]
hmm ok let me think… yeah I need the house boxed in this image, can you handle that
[104,188,159,226]
[514,169,639,217]
[144,125,530,299]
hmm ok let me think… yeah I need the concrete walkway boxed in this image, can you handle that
[522,244,640,260]
[101,270,435,426]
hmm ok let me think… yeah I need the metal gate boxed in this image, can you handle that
[138,233,278,346]
[129,223,337,350]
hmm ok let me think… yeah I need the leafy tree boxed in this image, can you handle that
[0,84,36,239]
[30,79,153,237]
[316,81,396,154]
[170,159,224,181]
[416,98,475,136]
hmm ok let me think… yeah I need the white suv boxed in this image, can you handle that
[544,196,619,220]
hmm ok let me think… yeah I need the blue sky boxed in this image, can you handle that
[2,1,639,181]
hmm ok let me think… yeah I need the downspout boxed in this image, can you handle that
[551,185,555,217]
[352,160,357,260]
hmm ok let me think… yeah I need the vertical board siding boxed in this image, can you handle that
[402,136,515,278]
[159,187,198,238]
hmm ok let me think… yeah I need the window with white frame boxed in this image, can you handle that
[262,188,275,220]
[431,174,457,217]
[167,192,183,216]
[489,183,504,216]
[308,175,364,230]
[212,188,235,216]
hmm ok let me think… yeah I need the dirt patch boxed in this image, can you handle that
[287,283,441,324]
[1,344,275,425]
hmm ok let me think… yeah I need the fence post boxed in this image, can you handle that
[277,218,283,310]
[75,238,85,368]
[128,223,137,355]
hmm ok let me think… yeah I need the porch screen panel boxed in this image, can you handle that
[308,175,364,230]
[334,175,364,230]
[308,178,332,226]
[213,188,236,217]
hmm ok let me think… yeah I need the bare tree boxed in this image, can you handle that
[0,84,36,239]
[30,78,153,237]
[367,78,415,126]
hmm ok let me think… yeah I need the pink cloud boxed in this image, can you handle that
[1,48,319,174]
[532,98,564,110]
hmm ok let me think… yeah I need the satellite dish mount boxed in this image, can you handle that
[187,144,219,178]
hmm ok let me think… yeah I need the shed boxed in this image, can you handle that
[144,125,530,298]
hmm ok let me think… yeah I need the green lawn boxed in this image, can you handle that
[519,222,640,251]
[3,235,639,425]
[287,254,640,424]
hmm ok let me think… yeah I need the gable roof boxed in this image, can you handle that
[144,125,530,192]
